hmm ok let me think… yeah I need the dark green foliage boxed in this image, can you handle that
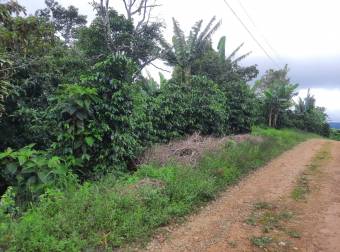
[83,54,149,171]
[293,109,330,137]
[0,1,88,150]
[0,45,88,150]
[281,90,330,137]
[163,17,222,82]
[0,145,73,203]
[191,38,258,84]
[67,54,154,175]
[222,81,257,133]
[76,8,164,69]
[152,76,228,141]
[52,84,99,176]
[151,80,191,140]
[0,56,12,118]
[76,10,133,60]
[187,76,228,135]
[330,129,340,141]
[254,65,298,128]
[36,0,87,44]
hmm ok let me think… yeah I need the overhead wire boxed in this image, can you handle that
[235,0,282,61]
[221,0,280,68]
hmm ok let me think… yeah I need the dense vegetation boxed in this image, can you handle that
[330,129,340,141]
[0,128,316,251]
[0,0,330,250]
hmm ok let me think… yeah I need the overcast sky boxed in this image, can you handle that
[19,0,340,121]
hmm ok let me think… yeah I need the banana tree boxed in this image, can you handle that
[161,16,221,82]
[264,81,298,128]
[217,36,251,66]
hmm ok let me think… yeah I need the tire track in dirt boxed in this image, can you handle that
[143,139,328,252]
[293,141,340,252]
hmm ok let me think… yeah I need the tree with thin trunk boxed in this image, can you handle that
[255,65,298,128]
[89,0,163,75]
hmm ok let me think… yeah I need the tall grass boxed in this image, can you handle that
[0,128,316,251]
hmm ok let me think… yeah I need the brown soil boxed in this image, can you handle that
[139,132,263,167]
[292,141,340,252]
[141,139,340,252]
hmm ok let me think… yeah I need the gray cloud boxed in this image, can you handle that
[244,56,340,89]
[243,56,340,121]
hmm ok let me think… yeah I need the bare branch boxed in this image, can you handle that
[150,62,171,73]
[130,0,145,16]
[122,0,160,29]
[136,0,147,29]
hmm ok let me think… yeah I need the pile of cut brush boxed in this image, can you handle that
[139,132,263,166]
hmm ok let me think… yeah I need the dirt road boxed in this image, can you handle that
[144,139,340,252]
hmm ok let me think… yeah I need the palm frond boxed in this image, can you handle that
[201,19,222,41]
[217,36,226,61]
[172,18,187,66]
[231,51,251,65]
[196,17,221,55]
[188,20,203,58]
[158,37,177,66]
[227,42,244,61]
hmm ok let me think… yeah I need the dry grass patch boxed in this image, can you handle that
[139,132,263,166]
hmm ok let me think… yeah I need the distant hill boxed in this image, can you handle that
[329,122,340,129]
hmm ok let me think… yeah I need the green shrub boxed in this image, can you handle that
[222,81,257,134]
[49,54,155,178]
[80,54,154,174]
[0,145,74,204]
[52,84,99,176]
[152,75,228,141]
[187,76,228,135]
[330,129,340,141]
[151,80,190,141]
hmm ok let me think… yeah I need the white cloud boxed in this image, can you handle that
[23,0,340,60]
[18,0,340,121]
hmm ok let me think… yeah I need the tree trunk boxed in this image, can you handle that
[184,66,191,83]
[268,108,273,127]
[273,113,278,128]
[98,0,113,51]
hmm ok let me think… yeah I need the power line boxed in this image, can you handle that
[235,0,282,60]
[221,0,280,68]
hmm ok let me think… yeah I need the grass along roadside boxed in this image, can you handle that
[0,128,317,251]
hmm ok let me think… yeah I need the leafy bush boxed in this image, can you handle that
[222,81,257,133]
[83,54,154,172]
[187,76,228,135]
[330,129,340,141]
[151,80,191,141]
[152,75,228,141]
[279,90,330,136]
[53,54,154,176]
[0,145,74,203]
[282,110,330,137]
[52,84,100,177]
